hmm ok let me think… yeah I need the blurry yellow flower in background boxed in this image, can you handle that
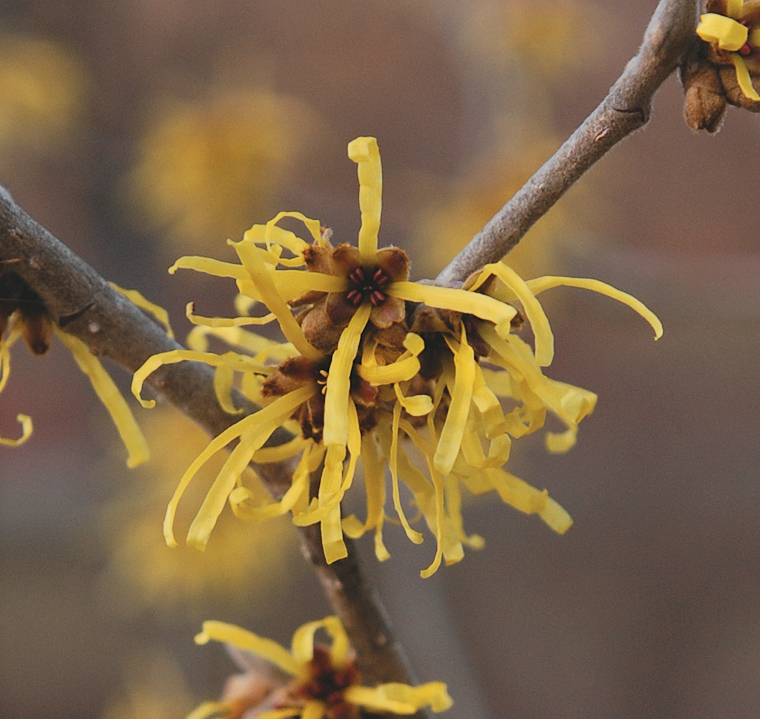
[459,0,607,79]
[101,407,298,615]
[102,652,195,719]
[0,33,87,157]
[127,90,318,253]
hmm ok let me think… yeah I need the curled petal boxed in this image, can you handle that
[0,414,32,447]
[110,282,174,338]
[348,136,382,261]
[345,682,453,714]
[525,275,663,339]
[56,328,149,468]
[195,621,303,678]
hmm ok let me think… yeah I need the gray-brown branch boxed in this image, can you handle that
[436,0,699,286]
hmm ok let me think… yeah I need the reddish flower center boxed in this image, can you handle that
[739,20,754,56]
[297,646,360,718]
[345,266,390,307]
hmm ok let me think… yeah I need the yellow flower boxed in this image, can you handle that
[134,137,661,576]
[188,616,453,719]
[0,33,87,157]
[697,0,760,101]
[0,271,148,465]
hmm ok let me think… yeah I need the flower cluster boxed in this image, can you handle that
[134,137,661,576]
[682,0,760,131]
[0,269,149,464]
[187,616,452,719]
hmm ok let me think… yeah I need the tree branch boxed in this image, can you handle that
[436,0,699,286]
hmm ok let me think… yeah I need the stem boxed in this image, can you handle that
[436,0,699,286]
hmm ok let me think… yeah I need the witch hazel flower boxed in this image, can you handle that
[187,616,452,719]
[133,136,661,575]
[682,0,760,130]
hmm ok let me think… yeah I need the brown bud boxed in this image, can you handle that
[682,59,728,132]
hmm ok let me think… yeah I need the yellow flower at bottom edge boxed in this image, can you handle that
[188,616,452,719]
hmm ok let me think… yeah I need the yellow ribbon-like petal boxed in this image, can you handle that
[110,282,174,338]
[697,12,748,51]
[433,335,476,475]
[348,136,382,261]
[0,414,33,446]
[731,53,760,100]
[290,615,350,668]
[195,620,303,678]
[56,328,149,468]
[525,275,662,339]
[233,238,323,360]
[388,282,517,335]
[323,303,371,447]
[345,682,453,714]
[163,383,316,547]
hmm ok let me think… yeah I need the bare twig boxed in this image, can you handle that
[436,0,699,286]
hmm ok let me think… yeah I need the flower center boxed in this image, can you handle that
[299,646,360,717]
[345,266,390,307]
[739,20,754,55]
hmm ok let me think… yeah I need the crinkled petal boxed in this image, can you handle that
[731,53,760,100]
[196,620,303,678]
[434,336,475,475]
[110,282,174,338]
[526,275,663,339]
[170,256,249,281]
[0,414,33,446]
[698,12,748,50]
[323,303,371,447]
[290,616,349,668]
[347,136,382,261]
[345,682,453,714]
[163,383,317,547]
[132,348,271,408]
[233,238,322,360]
[186,302,276,327]
[475,263,554,366]
[56,328,149,468]
[388,282,516,335]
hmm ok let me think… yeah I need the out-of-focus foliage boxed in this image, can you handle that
[0,33,87,159]
[101,407,298,616]
[127,90,319,254]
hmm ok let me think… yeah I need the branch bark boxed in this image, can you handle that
[436,0,699,286]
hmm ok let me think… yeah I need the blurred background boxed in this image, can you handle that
[2,1,760,718]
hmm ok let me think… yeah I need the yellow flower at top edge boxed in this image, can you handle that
[187,616,453,719]
[133,137,661,576]
[697,0,760,101]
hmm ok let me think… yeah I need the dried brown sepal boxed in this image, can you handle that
[680,43,728,132]
[0,268,53,354]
